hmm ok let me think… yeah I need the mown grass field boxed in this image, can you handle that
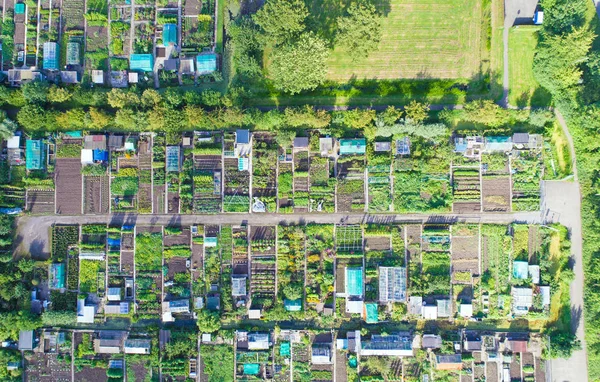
[508,26,552,107]
[325,0,486,80]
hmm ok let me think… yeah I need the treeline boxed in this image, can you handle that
[3,81,555,136]
[531,0,600,368]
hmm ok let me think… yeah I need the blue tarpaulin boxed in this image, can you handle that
[107,238,121,247]
[93,149,108,162]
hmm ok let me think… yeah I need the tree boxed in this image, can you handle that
[107,88,140,109]
[197,310,221,333]
[17,104,57,132]
[0,312,41,342]
[335,2,382,57]
[0,117,18,140]
[362,356,391,377]
[541,0,587,35]
[284,105,331,128]
[47,85,73,103]
[547,330,581,358]
[141,89,163,108]
[404,101,430,125]
[378,106,403,126]
[275,129,296,147]
[269,33,329,94]
[283,284,303,300]
[88,107,113,130]
[336,108,376,130]
[56,109,86,130]
[253,0,308,41]
[533,27,594,98]
[21,81,49,104]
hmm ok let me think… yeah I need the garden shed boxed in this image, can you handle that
[422,334,442,349]
[124,339,151,354]
[162,24,177,46]
[43,42,59,70]
[437,299,451,317]
[166,146,181,172]
[15,3,25,14]
[130,54,154,72]
[435,354,462,370]
[339,139,366,155]
[92,70,104,84]
[26,139,45,170]
[196,53,217,74]
[247,332,271,350]
[60,71,79,84]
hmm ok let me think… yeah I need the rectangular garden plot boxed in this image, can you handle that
[293,148,309,212]
[308,155,335,213]
[336,156,365,213]
[200,343,234,382]
[511,151,543,211]
[481,153,511,212]
[277,225,306,312]
[367,148,392,212]
[163,226,192,319]
[249,226,276,310]
[152,134,166,214]
[480,224,511,318]
[252,133,277,212]
[161,330,199,380]
[305,224,335,313]
[452,167,481,213]
[55,155,83,215]
[192,133,223,213]
[26,189,55,214]
[83,176,110,214]
[135,226,163,319]
[278,160,293,212]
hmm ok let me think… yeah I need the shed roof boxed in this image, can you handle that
[396,137,411,155]
[528,265,540,284]
[60,71,79,84]
[130,54,154,72]
[180,58,194,74]
[19,330,34,350]
[236,129,250,144]
[197,53,217,74]
[293,137,308,148]
[162,24,177,46]
[422,334,442,349]
[339,139,366,155]
[319,138,333,155]
[15,3,25,14]
[513,133,529,144]
[7,136,20,149]
[92,70,104,84]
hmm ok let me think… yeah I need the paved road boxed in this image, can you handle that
[14,211,543,259]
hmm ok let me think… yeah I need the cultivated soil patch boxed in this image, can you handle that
[482,177,511,212]
[55,158,82,214]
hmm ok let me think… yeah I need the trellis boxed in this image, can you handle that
[336,225,363,252]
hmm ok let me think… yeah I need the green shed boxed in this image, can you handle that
[15,3,25,14]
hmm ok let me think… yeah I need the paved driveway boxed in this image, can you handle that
[543,181,588,382]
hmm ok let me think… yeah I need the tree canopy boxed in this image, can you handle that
[268,33,330,94]
[335,2,382,57]
[253,0,308,41]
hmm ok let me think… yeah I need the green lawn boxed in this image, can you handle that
[508,26,552,107]
[324,0,486,80]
